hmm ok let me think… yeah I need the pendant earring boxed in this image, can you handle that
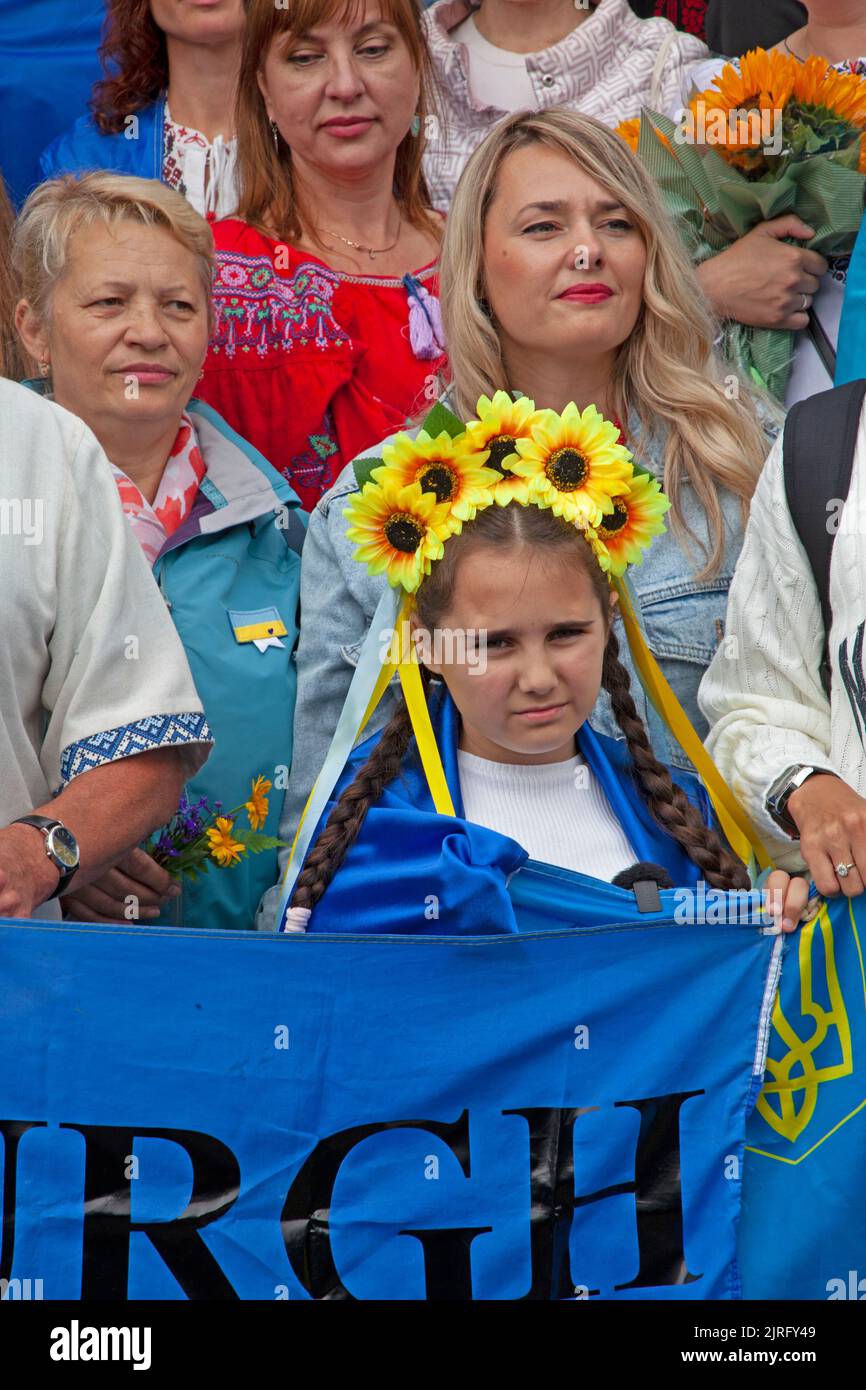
[410,112,421,138]
[270,119,279,151]
[39,358,50,378]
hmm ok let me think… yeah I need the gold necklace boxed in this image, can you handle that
[784,35,806,62]
[320,219,402,261]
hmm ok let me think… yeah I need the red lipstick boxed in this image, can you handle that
[558,284,613,304]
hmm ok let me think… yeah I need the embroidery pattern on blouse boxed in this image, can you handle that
[60,712,213,784]
[285,409,341,497]
[211,253,351,358]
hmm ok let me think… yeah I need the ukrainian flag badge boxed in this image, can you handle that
[229,607,287,653]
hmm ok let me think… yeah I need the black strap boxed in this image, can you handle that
[783,378,866,696]
[805,311,837,383]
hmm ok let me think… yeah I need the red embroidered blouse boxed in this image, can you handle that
[198,219,448,512]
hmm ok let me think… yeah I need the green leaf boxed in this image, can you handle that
[352,455,384,490]
[419,401,465,440]
[231,831,289,854]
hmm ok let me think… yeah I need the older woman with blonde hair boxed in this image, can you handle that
[195,0,447,512]
[14,172,305,932]
[256,105,775,928]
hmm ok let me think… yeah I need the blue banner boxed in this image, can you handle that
[741,897,866,1299]
[0,912,781,1301]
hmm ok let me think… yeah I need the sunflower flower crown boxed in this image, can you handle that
[343,392,671,594]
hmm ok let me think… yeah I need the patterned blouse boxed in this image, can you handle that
[197,219,448,512]
[162,103,238,220]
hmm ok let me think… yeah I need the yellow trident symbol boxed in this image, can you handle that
[756,902,856,1141]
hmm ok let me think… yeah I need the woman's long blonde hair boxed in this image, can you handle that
[439,108,774,578]
[236,0,441,245]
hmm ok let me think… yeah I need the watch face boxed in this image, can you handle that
[48,825,79,870]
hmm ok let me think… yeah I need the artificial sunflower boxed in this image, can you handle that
[245,775,271,831]
[206,816,246,868]
[344,474,453,592]
[373,428,497,523]
[462,391,549,506]
[508,402,633,526]
[591,470,671,577]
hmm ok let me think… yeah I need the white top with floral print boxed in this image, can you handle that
[163,102,238,220]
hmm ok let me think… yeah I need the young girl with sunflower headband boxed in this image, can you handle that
[276,397,807,936]
[257,108,776,928]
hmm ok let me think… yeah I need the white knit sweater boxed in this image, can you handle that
[699,410,866,869]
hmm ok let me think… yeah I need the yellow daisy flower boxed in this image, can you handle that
[343,475,453,593]
[508,402,634,526]
[206,816,246,868]
[592,470,671,577]
[462,391,548,506]
[245,776,271,831]
[373,429,498,523]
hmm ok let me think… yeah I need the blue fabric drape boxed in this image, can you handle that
[303,687,716,935]
[0,0,104,205]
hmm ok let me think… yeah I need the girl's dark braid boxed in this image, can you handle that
[290,697,417,912]
[602,628,750,891]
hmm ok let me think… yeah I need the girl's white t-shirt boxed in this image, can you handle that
[456,747,637,880]
[450,15,538,111]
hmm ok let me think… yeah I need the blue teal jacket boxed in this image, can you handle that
[300,684,716,935]
[25,381,306,928]
[837,216,866,386]
[39,96,166,183]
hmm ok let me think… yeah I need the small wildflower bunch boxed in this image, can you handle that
[146,776,285,879]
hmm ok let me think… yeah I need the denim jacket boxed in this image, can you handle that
[257,399,768,930]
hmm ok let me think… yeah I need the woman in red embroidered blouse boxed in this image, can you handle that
[198,0,448,512]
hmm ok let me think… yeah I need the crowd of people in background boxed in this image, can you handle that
[2,0,866,936]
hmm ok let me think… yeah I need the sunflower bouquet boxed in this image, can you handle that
[345,392,670,592]
[617,48,866,398]
[145,776,285,881]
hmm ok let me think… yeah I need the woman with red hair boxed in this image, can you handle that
[195,0,447,510]
[39,0,243,220]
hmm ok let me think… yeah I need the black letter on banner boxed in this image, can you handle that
[503,1107,602,1300]
[0,1121,47,1281]
[397,1226,493,1301]
[61,1124,241,1300]
[611,1091,703,1290]
[282,1112,473,1300]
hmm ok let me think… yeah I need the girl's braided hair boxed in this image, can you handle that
[291,505,748,912]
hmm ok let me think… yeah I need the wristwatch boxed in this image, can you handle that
[765,765,825,838]
[10,816,80,898]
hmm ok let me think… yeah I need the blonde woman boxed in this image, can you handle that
[14,173,304,932]
[258,107,774,929]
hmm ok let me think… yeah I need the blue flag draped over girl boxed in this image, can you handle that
[274,394,805,938]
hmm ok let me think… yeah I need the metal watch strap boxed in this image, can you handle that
[766,766,820,837]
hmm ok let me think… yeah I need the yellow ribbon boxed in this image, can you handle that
[614,577,773,873]
[398,655,456,818]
